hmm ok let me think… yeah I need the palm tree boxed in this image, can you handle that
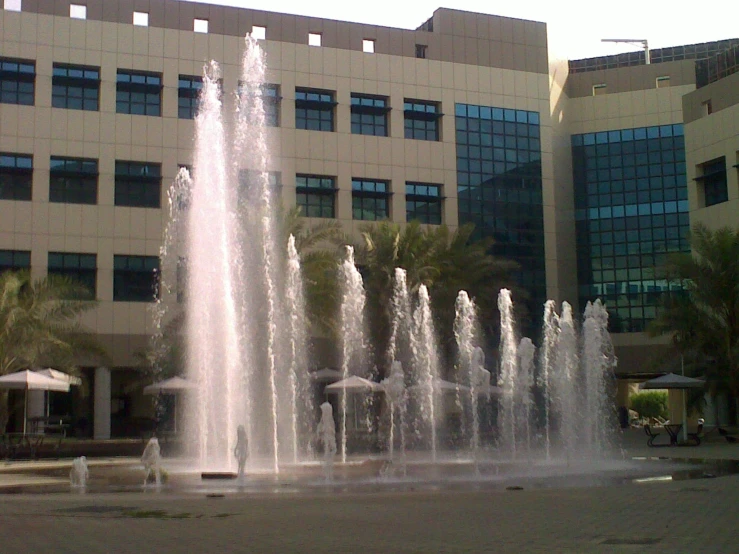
[356,221,518,375]
[0,270,105,431]
[649,224,739,401]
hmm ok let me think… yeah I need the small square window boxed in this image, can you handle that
[194,18,208,33]
[656,75,670,88]
[363,39,375,53]
[252,25,266,40]
[309,33,322,47]
[133,11,149,27]
[415,44,427,59]
[593,83,606,96]
[69,4,86,19]
[3,0,22,12]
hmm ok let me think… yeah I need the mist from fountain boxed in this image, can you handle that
[539,300,559,460]
[338,246,367,463]
[552,302,580,459]
[454,291,481,463]
[517,337,536,461]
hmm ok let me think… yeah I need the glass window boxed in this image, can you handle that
[69,4,86,19]
[571,124,690,332]
[406,182,442,224]
[0,153,32,201]
[114,161,162,208]
[251,26,266,40]
[238,170,281,204]
[116,70,162,116]
[0,57,35,105]
[0,249,30,274]
[49,156,98,205]
[698,157,728,207]
[47,252,97,298]
[262,84,280,127]
[352,179,390,221]
[113,255,160,302]
[295,88,335,132]
[416,44,427,59]
[133,11,148,26]
[178,75,202,119]
[296,175,335,218]
[52,63,99,111]
[404,99,440,141]
[351,94,388,137]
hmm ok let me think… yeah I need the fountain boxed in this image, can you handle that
[318,402,337,481]
[454,291,482,465]
[69,456,88,489]
[517,338,536,461]
[142,437,162,486]
[497,289,519,459]
[539,300,559,460]
[381,361,407,473]
[552,302,580,460]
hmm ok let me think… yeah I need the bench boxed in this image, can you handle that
[644,424,668,447]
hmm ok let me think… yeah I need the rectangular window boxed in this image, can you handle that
[406,182,442,224]
[133,11,148,26]
[52,64,99,111]
[0,153,32,201]
[116,70,162,116]
[69,4,86,19]
[416,44,427,59]
[252,25,266,40]
[238,170,281,203]
[194,18,208,33]
[593,83,607,96]
[49,156,98,205]
[47,252,97,299]
[0,249,30,275]
[296,175,336,218]
[4,0,22,12]
[295,88,335,132]
[363,39,375,53]
[698,157,728,207]
[309,33,322,47]
[0,58,35,105]
[404,99,440,141]
[352,178,390,221]
[114,161,162,208]
[351,94,389,137]
[262,84,280,127]
[178,75,203,119]
[113,255,159,302]
[656,76,671,88]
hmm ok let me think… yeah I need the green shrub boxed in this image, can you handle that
[630,391,668,420]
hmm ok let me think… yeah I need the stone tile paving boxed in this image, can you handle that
[0,473,737,554]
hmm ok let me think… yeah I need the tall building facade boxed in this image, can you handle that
[1,0,737,435]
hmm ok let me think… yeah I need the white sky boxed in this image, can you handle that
[181,0,737,60]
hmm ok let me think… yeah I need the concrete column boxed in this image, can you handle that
[93,367,111,440]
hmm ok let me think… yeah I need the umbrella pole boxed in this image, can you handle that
[682,390,688,443]
[23,388,28,436]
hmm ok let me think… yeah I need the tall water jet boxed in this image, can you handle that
[539,300,559,460]
[497,289,519,459]
[187,62,245,471]
[234,35,281,473]
[286,235,310,464]
[454,291,481,463]
[412,285,440,462]
[517,337,536,461]
[338,246,367,463]
[553,302,579,458]
[581,299,617,455]
[381,360,406,472]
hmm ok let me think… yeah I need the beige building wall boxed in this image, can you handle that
[683,72,739,229]
[0,6,551,368]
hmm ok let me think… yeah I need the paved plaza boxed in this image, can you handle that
[1,433,738,553]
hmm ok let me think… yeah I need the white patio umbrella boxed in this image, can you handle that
[309,368,343,383]
[0,370,70,434]
[143,376,197,395]
[324,375,384,393]
[143,377,197,434]
[640,373,704,442]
